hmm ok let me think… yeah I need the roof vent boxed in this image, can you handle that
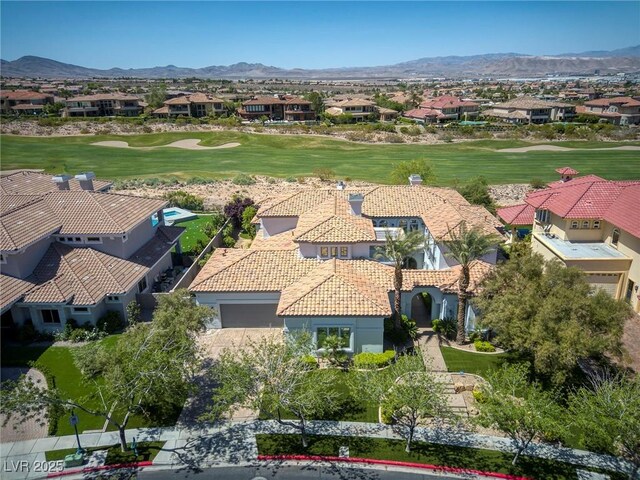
[408,174,423,186]
[52,174,72,191]
[75,172,96,191]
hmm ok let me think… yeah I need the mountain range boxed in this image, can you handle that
[2,46,639,79]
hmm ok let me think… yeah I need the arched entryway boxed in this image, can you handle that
[410,292,432,328]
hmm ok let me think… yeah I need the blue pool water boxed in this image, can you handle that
[164,210,180,217]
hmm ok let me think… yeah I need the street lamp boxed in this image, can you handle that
[69,409,84,455]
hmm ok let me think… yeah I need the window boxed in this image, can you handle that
[399,220,408,232]
[340,247,348,258]
[86,237,102,244]
[330,247,338,258]
[75,237,81,242]
[72,307,89,314]
[378,220,388,227]
[320,247,329,258]
[570,221,579,229]
[106,295,120,303]
[593,221,600,229]
[409,220,420,231]
[535,209,550,223]
[612,229,620,247]
[138,277,148,293]
[316,327,351,350]
[582,221,590,229]
[41,309,61,324]
[0,253,5,264]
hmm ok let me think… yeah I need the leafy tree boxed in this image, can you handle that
[475,363,565,465]
[164,190,204,211]
[476,253,630,385]
[208,333,339,447]
[145,84,167,109]
[442,222,499,344]
[304,91,324,116]
[43,102,65,116]
[223,195,255,228]
[241,205,257,238]
[0,290,210,451]
[390,158,435,185]
[125,301,141,324]
[568,372,640,473]
[375,230,425,330]
[455,176,496,213]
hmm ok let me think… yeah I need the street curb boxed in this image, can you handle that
[258,454,532,480]
[46,460,153,478]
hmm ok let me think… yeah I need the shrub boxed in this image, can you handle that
[126,301,141,324]
[384,317,407,344]
[241,205,257,238]
[380,400,394,424]
[353,350,396,369]
[69,329,88,343]
[401,315,419,340]
[530,178,546,189]
[164,191,204,211]
[285,176,297,183]
[232,173,256,186]
[432,317,456,340]
[223,196,255,227]
[300,355,318,370]
[312,167,336,182]
[17,321,38,343]
[223,235,236,247]
[472,387,486,403]
[97,311,125,334]
[474,340,496,352]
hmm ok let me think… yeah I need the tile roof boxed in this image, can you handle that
[601,184,640,239]
[294,197,376,243]
[0,274,37,311]
[0,90,52,101]
[555,167,579,175]
[497,203,536,226]
[492,96,573,110]
[277,259,392,317]
[164,96,191,105]
[0,171,112,195]
[250,230,300,251]
[404,108,440,119]
[11,104,46,110]
[584,96,640,107]
[0,198,60,251]
[421,203,503,240]
[420,95,479,109]
[190,249,320,292]
[67,94,141,102]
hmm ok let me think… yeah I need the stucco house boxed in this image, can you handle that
[503,167,640,313]
[189,178,503,354]
[0,171,185,333]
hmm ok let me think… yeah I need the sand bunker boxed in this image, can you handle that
[498,145,640,153]
[91,139,241,150]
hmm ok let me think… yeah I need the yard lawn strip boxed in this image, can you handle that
[256,434,627,480]
[2,133,639,185]
[44,441,165,464]
[439,346,510,377]
[171,215,211,255]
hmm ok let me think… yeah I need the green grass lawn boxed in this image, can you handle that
[173,216,212,254]
[2,133,639,185]
[1,337,181,435]
[44,441,165,464]
[256,434,627,480]
[440,346,510,377]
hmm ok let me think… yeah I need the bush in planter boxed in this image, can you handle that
[432,317,456,340]
[353,350,396,369]
[474,340,496,352]
[301,354,318,370]
[97,311,124,334]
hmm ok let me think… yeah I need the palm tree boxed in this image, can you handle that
[375,230,425,330]
[443,222,500,344]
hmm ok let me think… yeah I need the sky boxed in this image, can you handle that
[1,1,639,70]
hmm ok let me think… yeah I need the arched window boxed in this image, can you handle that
[403,257,418,269]
[612,229,620,246]
[378,219,388,227]
[399,219,408,232]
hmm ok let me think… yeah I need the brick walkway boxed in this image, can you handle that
[0,368,48,443]
[622,313,640,373]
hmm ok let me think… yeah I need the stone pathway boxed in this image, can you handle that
[0,368,48,443]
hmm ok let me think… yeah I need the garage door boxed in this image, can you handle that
[219,304,282,328]
[586,273,620,297]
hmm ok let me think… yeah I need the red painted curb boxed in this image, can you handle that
[47,460,153,478]
[258,454,532,480]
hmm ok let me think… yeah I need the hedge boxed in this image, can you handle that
[474,340,496,353]
[353,350,396,369]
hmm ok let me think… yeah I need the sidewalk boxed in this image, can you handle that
[0,420,635,479]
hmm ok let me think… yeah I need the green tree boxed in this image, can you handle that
[208,333,339,447]
[0,290,210,451]
[304,91,324,116]
[125,300,141,324]
[442,222,499,344]
[475,363,565,465]
[476,254,630,385]
[164,190,204,211]
[241,205,257,238]
[145,84,167,110]
[568,372,640,473]
[43,102,65,116]
[375,230,425,330]
[390,158,435,185]
[455,176,495,213]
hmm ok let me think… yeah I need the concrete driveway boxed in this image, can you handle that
[198,327,282,360]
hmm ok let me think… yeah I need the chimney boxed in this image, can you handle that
[408,174,423,186]
[336,181,346,191]
[75,172,96,191]
[348,193,364,216]
[52,174,72,191]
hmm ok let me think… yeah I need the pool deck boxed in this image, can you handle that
[152,207,197,226]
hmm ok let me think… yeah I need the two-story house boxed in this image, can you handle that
[63,94,143,117]
[0,90,54,115]
[482,96,576,124]
[324,98,379,122]
[403,96,480,124]
[236,96,315,122]
[0,171,185,333]
[155,93,226,118]
[189,177,502,354]
[577,96,640,125]
[501,167,640,313]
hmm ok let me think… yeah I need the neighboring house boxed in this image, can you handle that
[0,90,54,115]
[324,98,378,122]
[0,171,186,333]
[237,96,316,122]
[482,96,576,124]
[154,93,226,118]
[506,167,640,313]
[63,94,143,117]
[189,178,503,354]
[577,96,640,125]
[496,203,535,243]
[403,96,479,123]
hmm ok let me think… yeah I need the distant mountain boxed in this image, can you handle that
[1,46,639,79]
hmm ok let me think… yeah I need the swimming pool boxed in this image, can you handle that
[151,207,197,226]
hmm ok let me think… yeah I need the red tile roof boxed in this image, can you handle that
[1,90,52,101]
[555,167,579,176]
[497,203,536,226]
[420,95,479,110]
[584,96,640,107]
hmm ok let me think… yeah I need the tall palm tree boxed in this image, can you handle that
[443,222,500,344]
[375,230,425,330]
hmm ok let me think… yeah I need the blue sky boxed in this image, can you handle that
[1,1,639,69]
